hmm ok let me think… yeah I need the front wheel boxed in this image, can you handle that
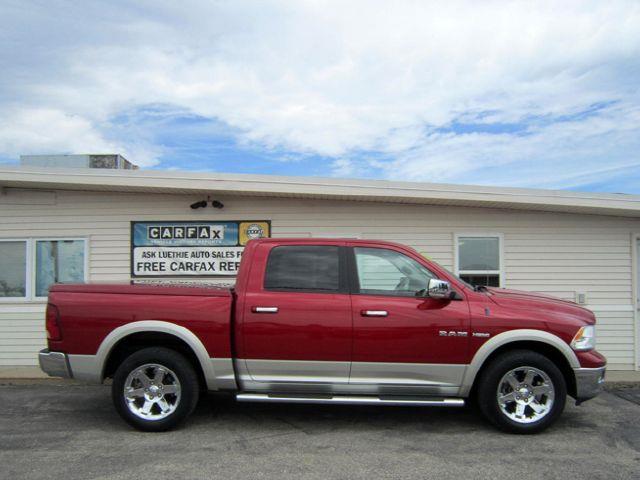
[112,347,199,431]
[476,350,567,434]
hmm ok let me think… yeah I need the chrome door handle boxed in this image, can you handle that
[361,310,388,317]
[252,306,279,313]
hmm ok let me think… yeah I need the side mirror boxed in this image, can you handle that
[427,278,452,300]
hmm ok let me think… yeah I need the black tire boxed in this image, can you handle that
[476,350,567,434]
[112,347,199,432]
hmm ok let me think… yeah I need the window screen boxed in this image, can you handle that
[264,246,341,292]
[0,241,27,298]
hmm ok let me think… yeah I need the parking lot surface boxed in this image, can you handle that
[1,383,639,480]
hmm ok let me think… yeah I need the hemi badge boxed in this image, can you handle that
[472,332,491,338]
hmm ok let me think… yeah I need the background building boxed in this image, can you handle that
[1,156,639,376]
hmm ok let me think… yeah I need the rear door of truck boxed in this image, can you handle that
[237,241,352,386]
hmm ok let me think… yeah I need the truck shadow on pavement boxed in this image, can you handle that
[0,384,612,436]
[186,392,583,435]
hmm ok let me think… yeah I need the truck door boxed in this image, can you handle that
[348,245,470,395]
[239,242,352,389]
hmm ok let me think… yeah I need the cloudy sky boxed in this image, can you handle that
[1,1,639,193]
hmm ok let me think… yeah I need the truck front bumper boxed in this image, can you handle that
[38,349,72,378]
[574,366,606,404]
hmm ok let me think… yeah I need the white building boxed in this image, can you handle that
[1,158,639,376]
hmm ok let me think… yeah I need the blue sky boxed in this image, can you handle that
[1,1,639,193]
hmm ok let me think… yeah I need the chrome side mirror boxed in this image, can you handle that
[427,278,452,299]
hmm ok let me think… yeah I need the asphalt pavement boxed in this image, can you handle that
[1,382,639,479]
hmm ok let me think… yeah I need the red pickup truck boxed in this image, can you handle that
[39,238,606,433]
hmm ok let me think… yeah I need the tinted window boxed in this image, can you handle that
[265,246,341,292]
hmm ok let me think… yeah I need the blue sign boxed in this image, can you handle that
[132,221,239,247]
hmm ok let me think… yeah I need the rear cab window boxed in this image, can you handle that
[264,245,347,293]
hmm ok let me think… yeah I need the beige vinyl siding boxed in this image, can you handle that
[0,304,46,365]
[0,188,638,370]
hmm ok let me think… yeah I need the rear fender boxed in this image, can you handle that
[68,320,234,390]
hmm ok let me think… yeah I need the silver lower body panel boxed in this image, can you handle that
[42,351,468,399]
[236,359,466,397]
[67,354,101,382]
[243,359,350,383]
[349,362,465,386]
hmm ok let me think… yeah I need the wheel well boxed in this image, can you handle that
[470,341,576,398]
[102,332,206,390]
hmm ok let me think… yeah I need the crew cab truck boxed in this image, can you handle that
[39,238,606,433]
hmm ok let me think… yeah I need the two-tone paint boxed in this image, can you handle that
[42,238,607,402]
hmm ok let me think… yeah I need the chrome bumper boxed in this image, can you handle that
[574,366,606,404]
[38,349,72,378]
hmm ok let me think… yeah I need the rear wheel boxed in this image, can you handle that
[112,347,199,431]
[477,350,566,434]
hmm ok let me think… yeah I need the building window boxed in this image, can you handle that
[456,234,502,287]
[35,240,86,298]
[265,245,341,292]
[0,238,86,301]
[0,240,27,298]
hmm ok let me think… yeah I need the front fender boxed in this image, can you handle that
[459,329,580,397]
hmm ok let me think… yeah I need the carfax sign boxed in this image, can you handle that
[131,220,270,277]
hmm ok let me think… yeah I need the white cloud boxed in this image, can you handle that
[1,0,639,189]
[0,108,112,156]
[0,107,161,167]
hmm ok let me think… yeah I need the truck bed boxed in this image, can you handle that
[48,283,234,359]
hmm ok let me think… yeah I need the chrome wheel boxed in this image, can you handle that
[123,363,181,421]
[496,366,555,424]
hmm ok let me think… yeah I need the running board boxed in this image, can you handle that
[235,393,465,407]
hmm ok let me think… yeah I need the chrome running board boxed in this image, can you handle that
[235,393,465,407]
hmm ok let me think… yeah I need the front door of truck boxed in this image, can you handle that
[239,242,352,387]
[348,244,470,394]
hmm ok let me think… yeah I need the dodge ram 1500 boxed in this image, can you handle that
[39,238,606,433]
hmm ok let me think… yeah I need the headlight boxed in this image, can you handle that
[571,325,596,351]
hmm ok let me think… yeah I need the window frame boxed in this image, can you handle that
[348,245,438,297]
[0,237,88,303]
[263,244,349,294]
[454,233,504,287]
